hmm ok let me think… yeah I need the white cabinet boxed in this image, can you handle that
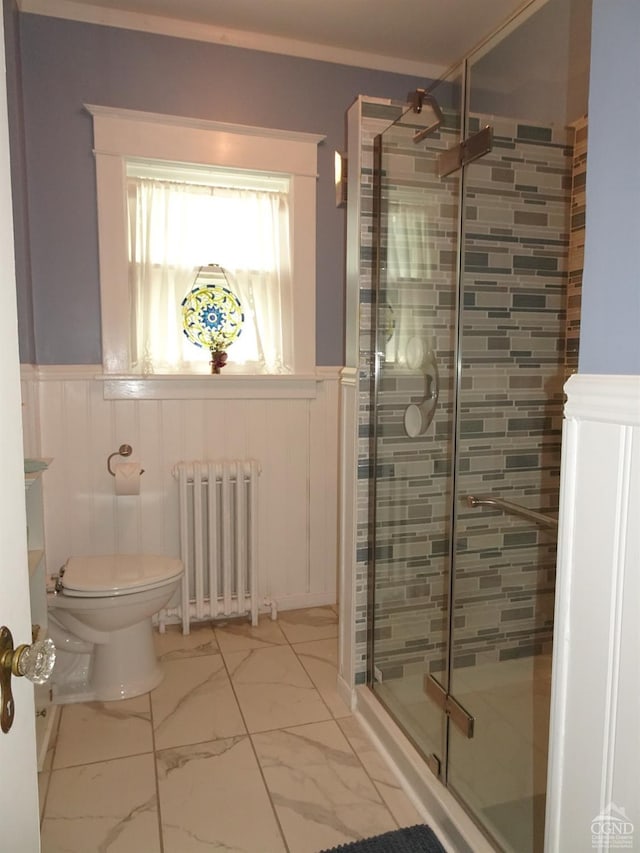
[24,461,57,771]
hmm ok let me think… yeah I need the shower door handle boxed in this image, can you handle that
[404,337,439,438]
[465,494,558,529]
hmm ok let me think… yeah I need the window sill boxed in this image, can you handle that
[99,372,322,400]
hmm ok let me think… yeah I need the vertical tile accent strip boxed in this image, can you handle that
[565,116,587,377]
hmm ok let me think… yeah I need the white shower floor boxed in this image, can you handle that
[374,654,552,853]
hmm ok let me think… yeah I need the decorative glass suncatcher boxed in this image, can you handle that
[181,264,244,374]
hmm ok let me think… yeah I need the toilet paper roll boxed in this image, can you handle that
[114,462,141,495]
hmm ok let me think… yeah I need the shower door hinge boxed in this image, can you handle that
[424,674,475,739]
[426,753,442,779]
[438,125,493,177]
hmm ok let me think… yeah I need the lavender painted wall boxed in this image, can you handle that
[580,1,640,375]
[3,0,35,363]
[15,13,428,366]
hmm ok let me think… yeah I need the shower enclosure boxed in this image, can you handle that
[365,1,590,850]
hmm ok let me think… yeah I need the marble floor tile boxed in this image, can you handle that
[157,735,286,853]
[278,606,338,644]
[293,638,351,719]
[41,754,160,853]
[225,644,332,733]
[252,719,398,853]
[151,654,245,750]
[39,712,60,822]
[38,770,50,823]
[215,613,288,655]
[338,716,423,829]
[154,622,218,661]
[53,695,152,769]
[42,707,60,771]
[41,607,460,853]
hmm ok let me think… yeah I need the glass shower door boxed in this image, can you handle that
[367,2,588,849]
[446,2,577,848]
[369,71,463,771]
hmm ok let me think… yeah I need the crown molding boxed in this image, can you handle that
[18,0,445,78]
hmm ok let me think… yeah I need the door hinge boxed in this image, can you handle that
[438,125,493,177]
[424,674,475,739]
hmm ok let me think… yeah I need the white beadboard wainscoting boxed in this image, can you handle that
[20,365,340,613]
[546,373,640,853]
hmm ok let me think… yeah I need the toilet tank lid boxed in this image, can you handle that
[62,554,184,594]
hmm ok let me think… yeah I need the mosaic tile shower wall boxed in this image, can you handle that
[452,116,572,670]
[565,116,587,376]
[354,104,574,684]
[368,111,462,684]
[354,100,406,685]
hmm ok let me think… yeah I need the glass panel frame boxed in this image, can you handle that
[368,68,465,770]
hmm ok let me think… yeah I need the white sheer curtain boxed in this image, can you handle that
[127,177,291,373]
[384,199,436,365]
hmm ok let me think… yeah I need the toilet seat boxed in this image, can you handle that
[60,554,184,598]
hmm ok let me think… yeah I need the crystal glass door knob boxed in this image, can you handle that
[0,626,56,733]
[16,637,56,684]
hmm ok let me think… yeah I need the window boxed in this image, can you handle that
[127,161,291,373]
[87,105,324,382]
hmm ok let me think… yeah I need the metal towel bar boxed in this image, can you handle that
[465,494,558,529]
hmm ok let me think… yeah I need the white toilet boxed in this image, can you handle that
[47,554,184,704]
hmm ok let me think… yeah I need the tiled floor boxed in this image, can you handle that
[38,606,425,853]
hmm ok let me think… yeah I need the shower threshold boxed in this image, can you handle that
[354,686,496,853]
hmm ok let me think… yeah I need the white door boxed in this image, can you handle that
[0,1,42,849]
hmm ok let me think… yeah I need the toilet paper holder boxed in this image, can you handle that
[107,444,145,477]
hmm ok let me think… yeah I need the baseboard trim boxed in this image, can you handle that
[336,673,356,713]
[270,591,336,612]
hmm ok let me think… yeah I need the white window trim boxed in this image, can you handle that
[86,104,324,390]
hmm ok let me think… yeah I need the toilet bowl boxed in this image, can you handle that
[47,554,184,704]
